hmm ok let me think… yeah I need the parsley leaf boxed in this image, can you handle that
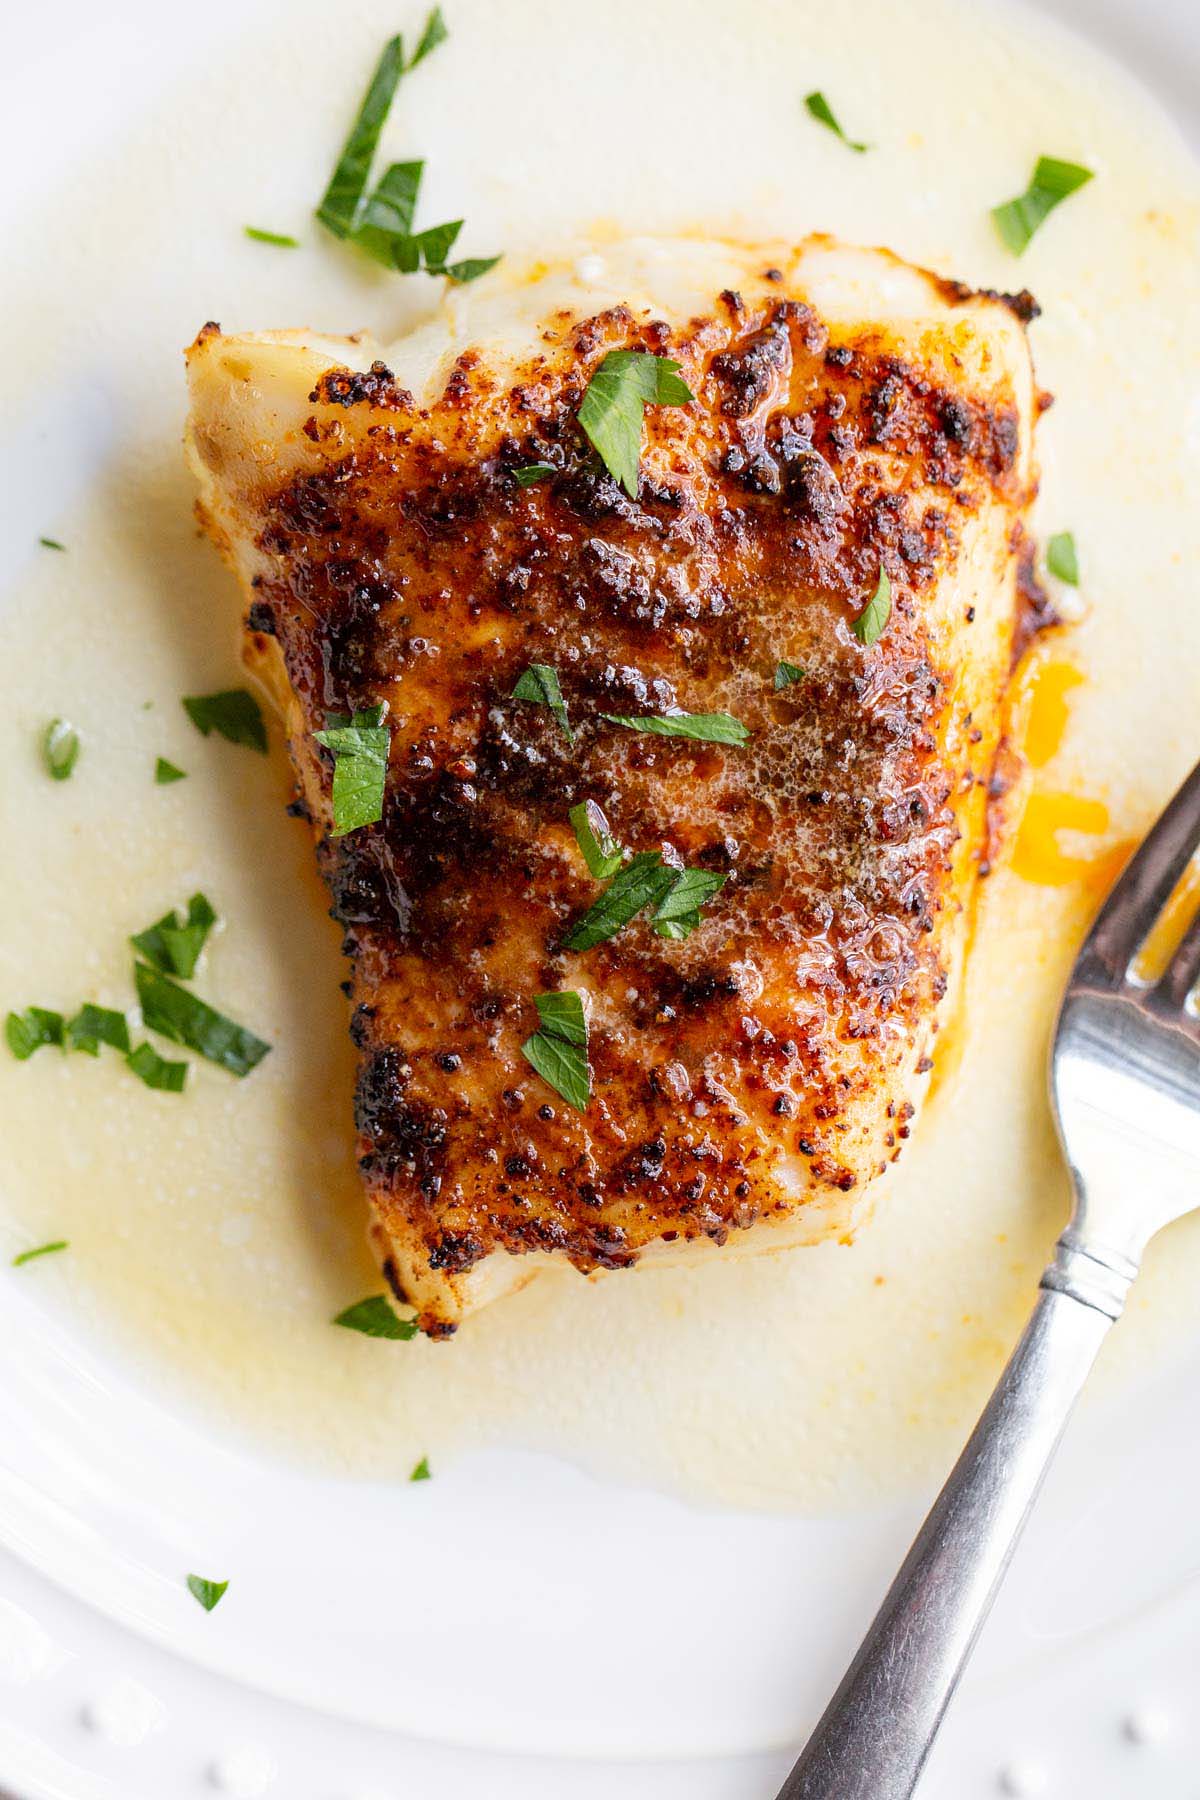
[410,1455,432,1481]
[992,157,1094,255]
[650,867,727,940]
[440,257,502,284]
[39,537,65,551]
[774,661,806,689]
[569,800,624,879]
[5,1007,65,1060]
[131,893,218,981]
[563,852,678,952]
[66,1004,131,1057]
[804,91,868,153]
[333,1295,420,1339]
[316,35,406,239]
[313,705,390,835]
[126,1043,188,1092]
[852,569,891,647]
[352,159,424,261]
[521,990,590,1110]
[155,757,186,785]
[564,852,726,950]
[601,710,749,745]
[577,350,694,496]
[408,5,448,68]
[12,1240,68,1267]
[182,689,267,753]
[513,462,556,487]
[134,963,270,1078]
[187,1575,229,1613]
[42,719,80,781]
[511,665,573,744]
[244,226,299,247]
[1047,531,1079,585]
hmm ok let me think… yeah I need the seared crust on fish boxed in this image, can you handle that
[185,236,1040,1334]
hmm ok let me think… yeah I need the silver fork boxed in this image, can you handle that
[775,757,1200,1800]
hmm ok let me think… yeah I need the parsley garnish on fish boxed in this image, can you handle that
[564,853,727,951]
[992,157,1093,255]
[186,1576,229,1613]
[569,800,624,879]
[315,21,500,283]
[513,462,556,487]
[155,757,186,785]
[314,706,390,835]
[774,662,806,689]
[183,688,267,753]
[131,893,218,981]
[852,569,891,647]
[39,537,65,551]
[410,1456,432,1481]
[42,718,80,781]
[520,990,591,1110]
[577,351,694,496]
[1047,531,1079,585]
[12,1240,68,1267]
[512,665,574,744]
[134,963,270,1078]
[601,710,749,745]
[803,91,868,153]
[333,1295,420,1339]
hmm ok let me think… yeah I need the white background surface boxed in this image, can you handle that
[2,0,1199,1795]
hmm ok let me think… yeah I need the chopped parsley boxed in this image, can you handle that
[42,718,80,781]
[134,963,270,1078]
[333,1295,420,1339]
[569,800,624,879]
[67,1004,131,1057]
[182,688,267,753]
[564,852,727,951]
[5,1007,65,1060]
[244,226,299,247]
[410,1455,432,1481]
[316,34,406,238]
[803,90,868,153]
[313,706,390,835]
[126,1042,188,1092]
[513,462,556,487]
[511,665,573,744]
[577,350,694,496]
[39,537,65,551]
[774,661,806,689]
[407,4,448,68]
[132,893,218,981]
[992,157,1093,255]
[520,989,590,1111]
[601,710,749,745]
[316,23,499,283]
[1047,531,1079,585]
[186,1575,229,1613]
[650,867,727,940]
[12,1240,68,1267]
[155,757,187,785]
[852,569,891,647]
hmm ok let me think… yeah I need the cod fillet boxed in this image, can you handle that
[185,236,1042,1336]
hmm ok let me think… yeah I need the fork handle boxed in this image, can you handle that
[774,1236,1136,1800]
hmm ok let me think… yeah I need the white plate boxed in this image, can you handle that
[2,0,1199,1795]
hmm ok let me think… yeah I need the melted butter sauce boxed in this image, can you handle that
[2,0,1200,1512]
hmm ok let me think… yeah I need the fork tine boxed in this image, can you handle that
[1156,907,1200,1010]
[1078,757,1200,983]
